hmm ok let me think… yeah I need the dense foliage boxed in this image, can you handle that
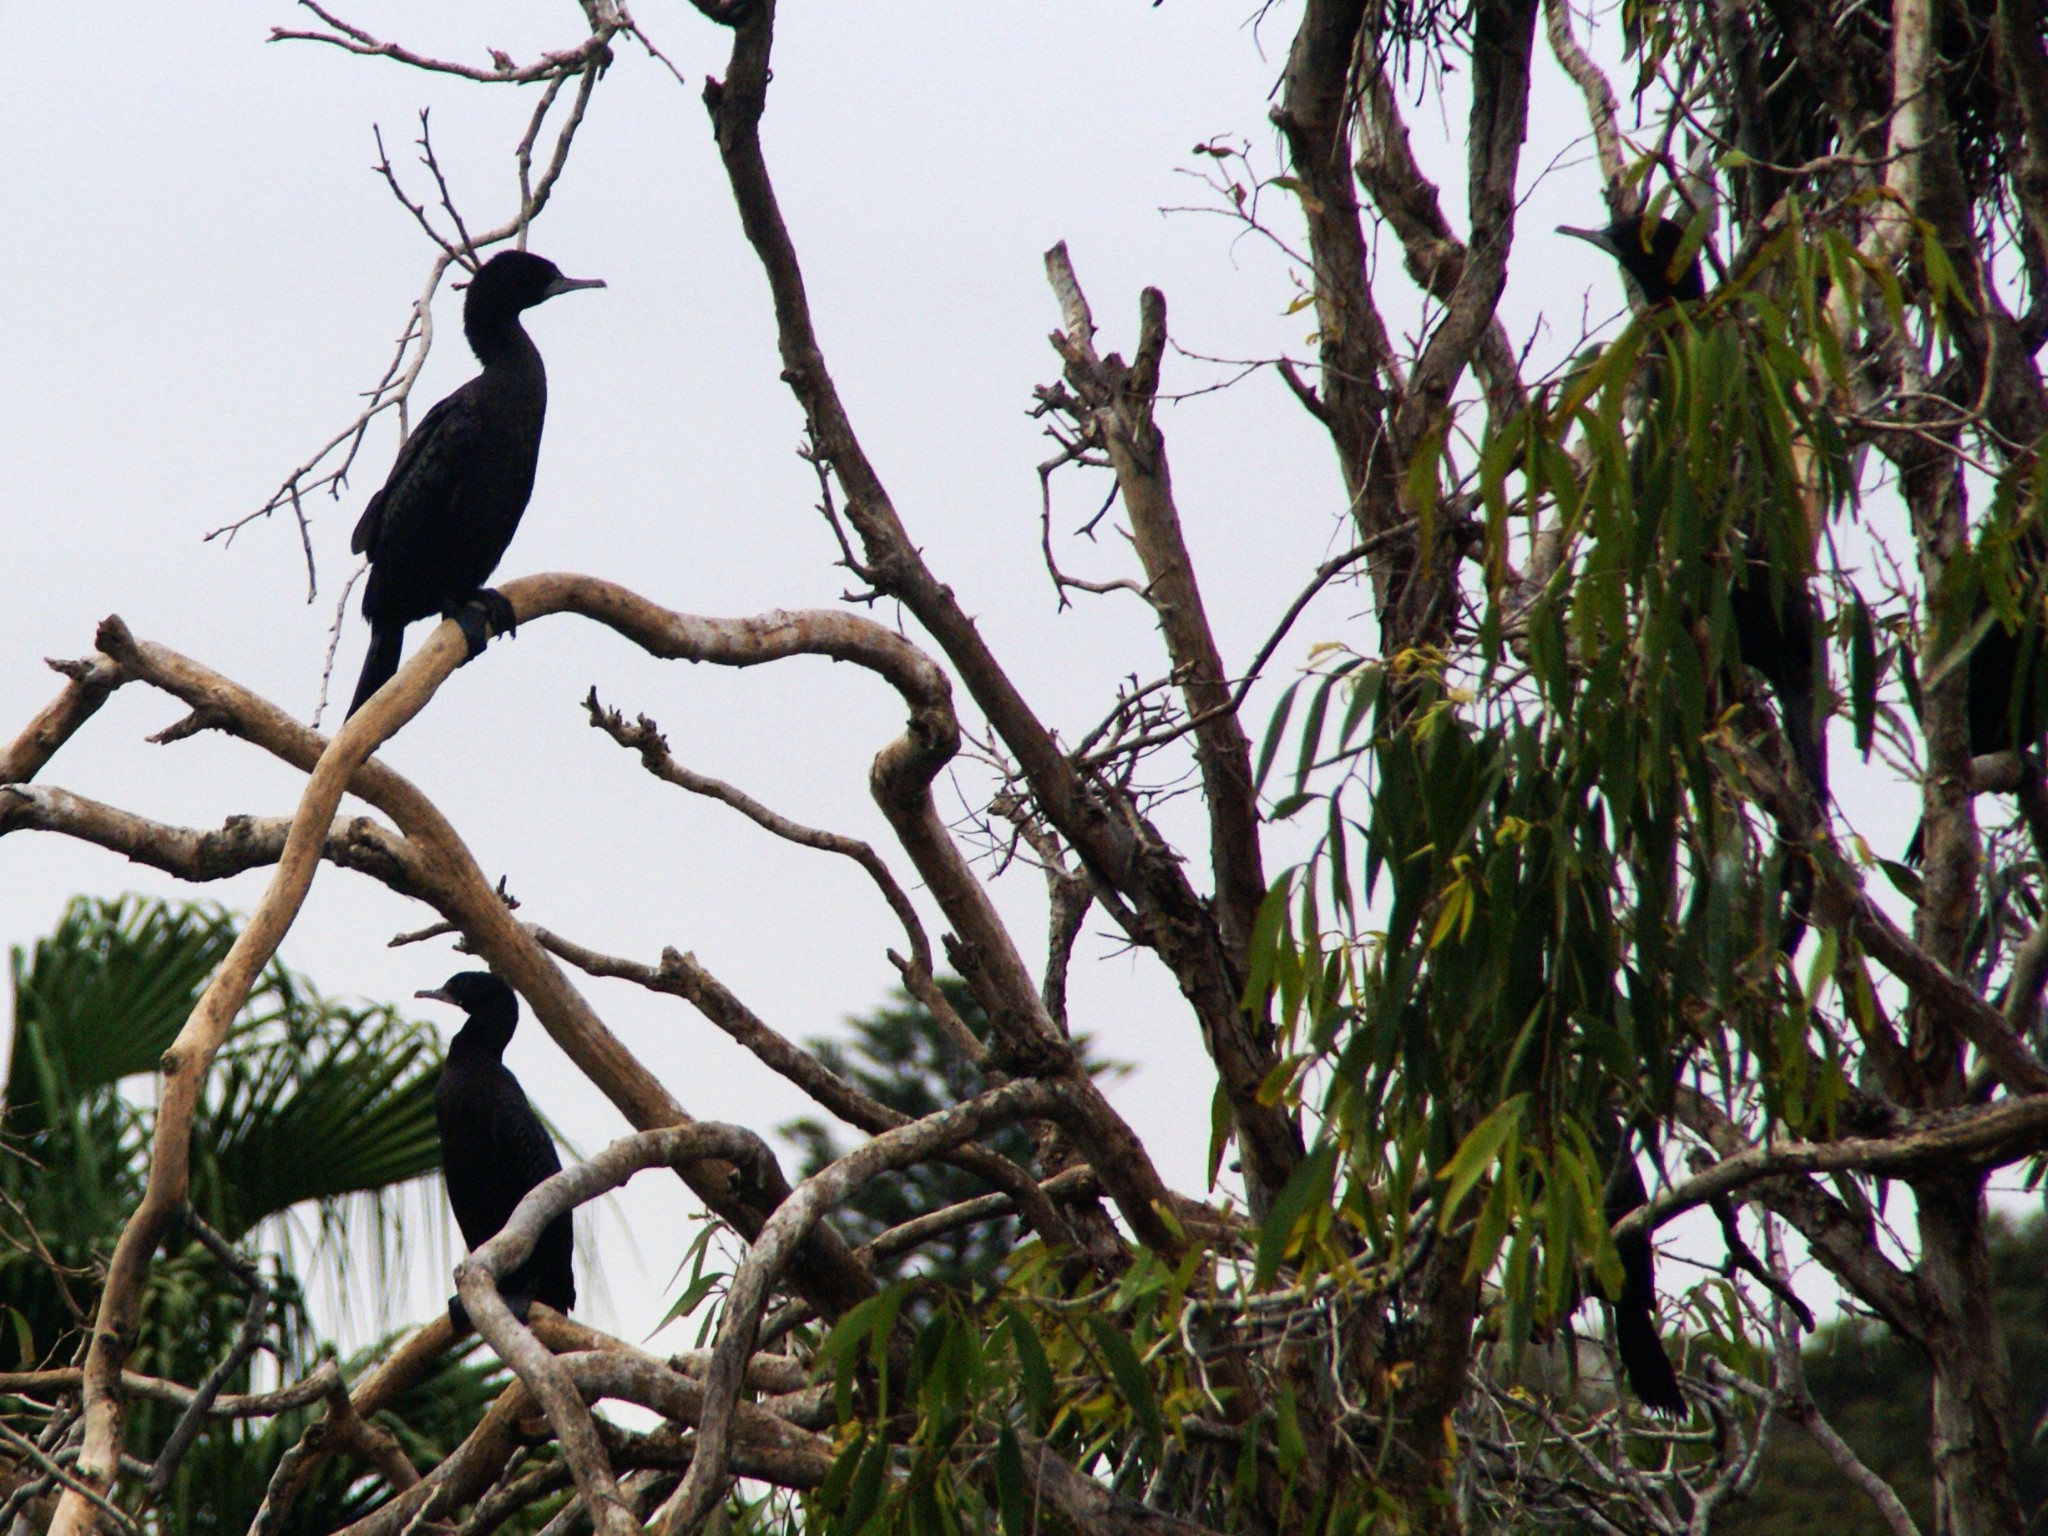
[9,0,2048,1531]
[0,897,500,1533]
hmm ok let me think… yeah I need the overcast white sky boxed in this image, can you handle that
[2,2,1938,1354]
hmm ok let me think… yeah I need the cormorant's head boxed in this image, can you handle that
[463,250,606,332]
[1556,214,1705,307]
[417,970,519,1052]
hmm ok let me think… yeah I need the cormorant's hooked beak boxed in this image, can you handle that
[543,274,606,298]
[416,986,457,1005]
[1556,223,1621,258]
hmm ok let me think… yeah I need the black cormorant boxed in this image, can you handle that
[1903,622,2043,863]
[346,251,604,719]
[1605,1156,1686,1416]
[1556,214,1706,307]
[419,971,576,1329]
[1559,212,1828,804]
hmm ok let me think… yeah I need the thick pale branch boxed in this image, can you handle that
[1675,1089,1927,1339]
[457,1126,788,1536]
[0,654,125,784]
[91,592,889,1314]
[1042,246,1300,1212]
[1273,0,1404,568]
[54,608,458,1536]
[0,786,425,896]
[1389,0,1536,455]
[563,1351,833,1483]
[1617,1093,2048,1241]
[1353,62,1525,419]
[14,583,1187,1530]
[655,1078,1073,1534]
[330,1344,830,1536]
[46,591,890,1530]
[1042,253,1268,960]
[531,928,1079,1251]
[1541,0,1628,212]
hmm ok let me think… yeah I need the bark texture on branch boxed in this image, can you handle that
[697,0,1296,1228]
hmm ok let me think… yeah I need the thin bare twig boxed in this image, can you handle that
[583,690,932,975]
[270,2,613,84]
[145,1210,275,1499]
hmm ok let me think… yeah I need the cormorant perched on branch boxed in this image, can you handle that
[1558,213,1828,805]
[1903,621,2043,863]
[346,251,604,719]
[1555,214,1706,307]
[1605,1155,1686,1416]
[419,971,575,1329]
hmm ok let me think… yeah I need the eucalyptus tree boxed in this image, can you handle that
[5,2,2048,1535]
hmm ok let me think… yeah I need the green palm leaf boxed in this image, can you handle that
[202,1007,442,1237]
[6,894,234,1132]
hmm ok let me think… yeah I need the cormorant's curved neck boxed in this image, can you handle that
[448,1009,518,1060]
[464,306,540,371]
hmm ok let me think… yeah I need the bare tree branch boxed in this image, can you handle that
[654,1078,1073,1534]
[0,654,125,785]
[270,2,616,84]
[695,1,1293,1221]
[457,1125,788,1536]
[583,690,932,975]
[530,926,1080,1252]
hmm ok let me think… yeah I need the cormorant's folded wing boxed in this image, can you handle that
[350,384,484,559]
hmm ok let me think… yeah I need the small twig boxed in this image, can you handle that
[311,558,368,730]
[416,109,480,268]
[514,76,570,249]
[1072,526,1407,772]
[271,2,614,84]
[0,1187,92,1327]
[373,122,466,267]
[584,690,932,974]
[389,919,459,949]
[1035,435,1145,611]
[230,22,605,594]
[146,1208,274,1499]
[619,7,691,88]
[0,1420,140,1536]
[1710,1195,1816,1332]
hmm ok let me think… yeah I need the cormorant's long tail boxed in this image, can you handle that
[1773,665,1828,804]
[1614,1231,1687,1414]
[1731,579,1828,802]
[1606,1153,1686,1415]
[1730,578,1826,952]
[347,625,405,720]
